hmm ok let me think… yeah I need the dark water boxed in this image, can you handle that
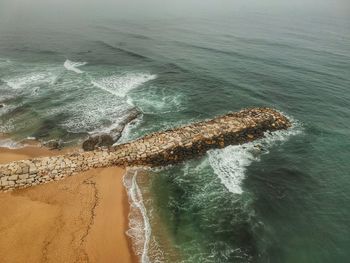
[0,10,349,263]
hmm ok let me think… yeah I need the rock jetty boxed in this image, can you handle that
[0,108,291,191]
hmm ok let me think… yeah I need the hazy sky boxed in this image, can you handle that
[0,0,349,24]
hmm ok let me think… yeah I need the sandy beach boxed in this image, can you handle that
[0,147,136,263]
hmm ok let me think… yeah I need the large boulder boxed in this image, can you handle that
[82,108,141,151]
[82,134,114,151]
[43,139,63,150]
[110,108,141,141]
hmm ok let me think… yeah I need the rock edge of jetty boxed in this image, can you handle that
[0,107,291,191]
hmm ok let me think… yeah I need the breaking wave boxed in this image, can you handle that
[208,116,302,194]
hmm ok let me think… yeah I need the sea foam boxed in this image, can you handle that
[4,72,56,90]
[208,116,302,195]
[57,98,130,134]
[129,89,184,114]
[0,138,22,149]
[59,72,156,134]
[63,59,87,74]
[124,170,152,263]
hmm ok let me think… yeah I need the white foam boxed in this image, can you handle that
[0,138,22,149]
[53,90,131,133]
[124,170,151,263]
[31,87,40,95]
[113,114,143,145]
[63,59,87,74]
[208,118,302,195]
[130,90,184,114]
[0,103,10,117]
[4,72,56,90]
[87,113,129,135]
[208,144,256,194]
[55,72,156,133]
[92,73,156,98]
[0,118,16,133]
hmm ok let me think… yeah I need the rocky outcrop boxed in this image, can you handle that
[110,108,141,141]
[82,108,141,151]
[82,134,114,151]
[0,108,291,191]
[43,139,64,150]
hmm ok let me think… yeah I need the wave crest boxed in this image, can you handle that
[92,73,156,98]
[63,59,87,74]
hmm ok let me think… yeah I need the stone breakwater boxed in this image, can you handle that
[0,108,291,191]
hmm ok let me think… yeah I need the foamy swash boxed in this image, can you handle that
[124,170,152,263]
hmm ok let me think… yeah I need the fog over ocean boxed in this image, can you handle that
[0,0,349,262]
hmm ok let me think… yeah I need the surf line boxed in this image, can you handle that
[125,170,152,263]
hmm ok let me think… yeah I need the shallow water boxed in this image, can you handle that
[0,10,349,263]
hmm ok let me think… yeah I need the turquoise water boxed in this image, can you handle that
[1,10,350,263]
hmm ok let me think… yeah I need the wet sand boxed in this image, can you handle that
[0,146,74,164]
[0,147,136,263]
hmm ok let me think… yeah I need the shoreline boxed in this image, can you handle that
[123,174,141,263]
[0,133,76,164]
[0,146,137,263]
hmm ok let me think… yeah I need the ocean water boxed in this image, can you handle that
[1,10,350,263]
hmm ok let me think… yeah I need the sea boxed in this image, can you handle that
[0,8,349,263]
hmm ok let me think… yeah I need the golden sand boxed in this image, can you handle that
[0,147,136,263]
